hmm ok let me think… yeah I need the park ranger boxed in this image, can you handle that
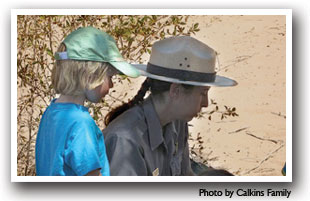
[103,36,237,176]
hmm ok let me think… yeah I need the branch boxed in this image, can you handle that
[228,127,249,134]
[242,143,284,175]
[245,132,279,144]
[220,54,256,71]
[271,112,286,119]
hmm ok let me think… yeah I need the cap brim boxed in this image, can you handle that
[132,64,237,87]
[110,61,140,78]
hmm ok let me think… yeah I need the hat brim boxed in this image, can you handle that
[132,64,237,87]
[110,61,140,78]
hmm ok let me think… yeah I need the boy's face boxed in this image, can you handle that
[85,67,118,103]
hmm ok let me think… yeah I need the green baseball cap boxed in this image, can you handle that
[54,26,140,78]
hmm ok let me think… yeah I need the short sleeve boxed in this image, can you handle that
[64,122,107,176]
[105,135,147,176]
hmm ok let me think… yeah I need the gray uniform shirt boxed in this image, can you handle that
[103,97,193,176]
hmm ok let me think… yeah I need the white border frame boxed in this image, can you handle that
[11,9,292,182]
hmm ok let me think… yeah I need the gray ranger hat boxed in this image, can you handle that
[133,36,237,87]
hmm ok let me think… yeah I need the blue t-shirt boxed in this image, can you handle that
[35,99,110,176]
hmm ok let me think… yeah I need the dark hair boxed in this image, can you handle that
[104,78,194,126]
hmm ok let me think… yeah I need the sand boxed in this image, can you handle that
[187,15,286,176]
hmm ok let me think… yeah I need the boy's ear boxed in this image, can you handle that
[169,83,181,99]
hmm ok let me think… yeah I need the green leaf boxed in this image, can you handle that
[46,48,53,57]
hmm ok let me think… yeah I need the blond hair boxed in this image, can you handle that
[52,44,112,96]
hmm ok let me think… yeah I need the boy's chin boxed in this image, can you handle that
[86,95,106,103]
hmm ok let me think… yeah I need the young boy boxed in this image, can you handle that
[35,27,139,176]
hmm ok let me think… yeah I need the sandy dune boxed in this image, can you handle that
[187,15,286,176]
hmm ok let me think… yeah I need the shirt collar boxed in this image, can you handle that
[142,96,179,151]
[142,96,164,151]
[164,121,178,139]
[51,98,89,112]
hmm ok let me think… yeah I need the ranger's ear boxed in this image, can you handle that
[169,83,181,99]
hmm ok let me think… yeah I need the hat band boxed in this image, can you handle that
[147,63,216,82]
